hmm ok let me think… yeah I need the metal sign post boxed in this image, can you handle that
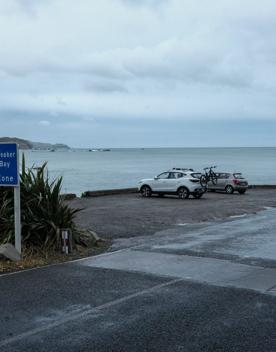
[14,186,21,253]
[0,143,21,255]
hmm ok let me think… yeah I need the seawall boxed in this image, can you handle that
[61,184,276,199]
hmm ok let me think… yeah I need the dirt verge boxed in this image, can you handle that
[0,241,110,274]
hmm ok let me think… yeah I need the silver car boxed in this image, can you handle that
[138,169,206,199]
[208,172,248,194]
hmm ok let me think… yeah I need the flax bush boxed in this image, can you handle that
[0,156,80,250]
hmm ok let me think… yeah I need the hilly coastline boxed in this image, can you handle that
[0,137,70,150]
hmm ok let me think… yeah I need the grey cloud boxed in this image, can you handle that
[0,0,276,147]
[84,80,128,93]
[2,109,276,148]
[120,0,168,7]
[0,53,131,81]
[121,41,253,87]
[0,41,253,89]
[56,97,67,106]
[10,0,52,16]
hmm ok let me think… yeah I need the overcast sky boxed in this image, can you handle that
[0,0,276,147]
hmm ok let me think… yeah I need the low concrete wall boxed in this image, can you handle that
[61,193,77,200]
[66,184,276,199]
[249,185,276,189]
[82,188,137,198]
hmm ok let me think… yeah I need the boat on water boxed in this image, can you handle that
[88,148,111,152]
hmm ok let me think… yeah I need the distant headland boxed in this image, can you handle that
[0,137,70,151]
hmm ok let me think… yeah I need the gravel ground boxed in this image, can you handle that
[69,188,276,239]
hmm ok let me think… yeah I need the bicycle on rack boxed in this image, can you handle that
[200,166,218,188]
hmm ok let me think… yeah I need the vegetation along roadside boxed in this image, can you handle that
[0,155,109,274]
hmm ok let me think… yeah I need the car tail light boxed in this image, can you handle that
[233,179,240,185]
[189,179,199,183]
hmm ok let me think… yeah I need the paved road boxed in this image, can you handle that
[1,208,276,351]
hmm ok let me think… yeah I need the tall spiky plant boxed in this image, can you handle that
[0,155,80,250]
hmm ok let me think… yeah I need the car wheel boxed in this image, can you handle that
[178,187,190,199]
[238,190,246,194]
[193,193,203,199]
[141,185,152,197]
[225,185,234,194]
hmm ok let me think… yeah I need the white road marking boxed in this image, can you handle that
[229,214,248,219]
[0,278,183,347]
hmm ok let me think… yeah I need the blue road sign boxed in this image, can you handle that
[0,143,19,186]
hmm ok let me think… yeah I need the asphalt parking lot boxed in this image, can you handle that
[2,207,276,351]
[70,188,276,239]
[2,267,276,352]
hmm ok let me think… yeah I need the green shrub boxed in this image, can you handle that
[0,155,80,250]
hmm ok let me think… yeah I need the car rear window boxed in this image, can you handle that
[171,173,186,178]
[233,173,244,179]
[216,173,230,179]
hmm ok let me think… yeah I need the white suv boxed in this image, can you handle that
[138,168,205,199]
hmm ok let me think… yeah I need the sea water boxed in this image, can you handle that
[20,147,276,195]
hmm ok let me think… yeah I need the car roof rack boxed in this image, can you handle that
[172,167,194,172]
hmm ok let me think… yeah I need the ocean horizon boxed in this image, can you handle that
[21,147,276,195]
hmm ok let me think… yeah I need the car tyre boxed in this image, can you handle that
[193,193,203,199]
[178,187,190,199]
[141,185,152,197]
[225,185,234,194]
[238,190,246,194]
